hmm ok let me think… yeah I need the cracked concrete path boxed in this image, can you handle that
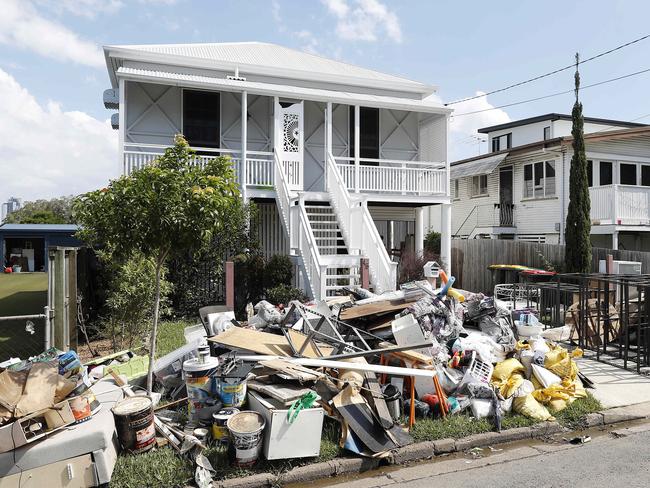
[322,422,650,488]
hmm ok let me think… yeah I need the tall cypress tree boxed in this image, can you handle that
[564,53,592,273]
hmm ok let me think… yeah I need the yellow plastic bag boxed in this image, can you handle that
[515,340,531,352]
[500,372,525,399]
[513,394,555,421]
[492,358,525,383]
[545,346,583,380]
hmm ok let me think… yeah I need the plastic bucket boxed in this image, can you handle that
[216,376,247,407]
[112,396,156,454]
[212,407,240,444]
[184,357,219,423]
[227,411,265,467]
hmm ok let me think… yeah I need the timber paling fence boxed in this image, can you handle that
[451,239,650,294]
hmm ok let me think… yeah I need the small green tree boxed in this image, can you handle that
[103,254,172,351]
[564,53,592,273]
[75,135,239,392]
[5,196,76,224]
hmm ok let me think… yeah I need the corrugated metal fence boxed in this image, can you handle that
[451,239,650,294]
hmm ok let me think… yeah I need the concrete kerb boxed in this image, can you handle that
[212,402,650,488]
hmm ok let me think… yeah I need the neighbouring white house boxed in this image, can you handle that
[427,113,650,250]
[102,42,453,299]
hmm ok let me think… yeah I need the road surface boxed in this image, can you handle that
[320,422,650,488]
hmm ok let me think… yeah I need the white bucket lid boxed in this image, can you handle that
[183,356,219,372]
[113,396,152,416]
[227,411,265,435]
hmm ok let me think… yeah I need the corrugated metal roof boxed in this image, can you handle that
[0,224,79,232]
[105,42,432,93]
[450,152,509,179]
[117,66,450,114]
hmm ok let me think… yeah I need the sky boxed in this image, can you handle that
[1,0,649,207]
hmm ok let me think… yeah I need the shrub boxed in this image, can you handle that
[424,231,441,254]
[398,249,438,285]
[101,254,172,351]
[264,254,293,289]
[265,284,305,305]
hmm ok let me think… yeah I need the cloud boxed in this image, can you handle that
[294,30,320,54]
[34,0,124,18]
[322,0,402,43]
[0,68,118,206]
[0,0,104,68]
[448,91,511,161]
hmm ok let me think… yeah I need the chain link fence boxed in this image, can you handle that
[0,309,50,362]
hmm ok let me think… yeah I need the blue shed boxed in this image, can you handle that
[0,224,83,272]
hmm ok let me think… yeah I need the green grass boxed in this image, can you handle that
[555,392,602,429]
[110,447,194,488]
[0,273,48,360]
[155,318,196,357]
[410,394,602,443]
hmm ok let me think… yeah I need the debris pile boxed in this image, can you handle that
[0,265,592,485]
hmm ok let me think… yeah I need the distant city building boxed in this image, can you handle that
[1,197,22,221]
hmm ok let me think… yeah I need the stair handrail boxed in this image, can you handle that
[326,152,397,294]
[453,204,479,237]
[273,152,294,238]
[274,152,323,299]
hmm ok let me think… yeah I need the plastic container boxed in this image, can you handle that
[184,356,220,424]
[216,376,247,407]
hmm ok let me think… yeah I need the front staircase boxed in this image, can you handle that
[273,152,397,300]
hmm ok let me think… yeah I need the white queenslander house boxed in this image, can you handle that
[430,113,650,250]
[102,42,453,299]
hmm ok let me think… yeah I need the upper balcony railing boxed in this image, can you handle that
[123,143,274,187]
[332,157,447,196]
[590,184,650,225]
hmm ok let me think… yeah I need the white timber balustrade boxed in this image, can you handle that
[333,156,446,196]
[122,143,273,186]
[590,185,650,225]
[326,152,397,294]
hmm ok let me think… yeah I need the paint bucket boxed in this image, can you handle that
[212,407,240,444]
[216,376,247,407]
[112,396,156,454]
[227,411,265,467]
[183,356,220,424]
[193,427,209,443]
[69,395,92,424]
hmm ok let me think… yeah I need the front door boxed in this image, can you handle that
[499,167,514,226]
[276,100,304,191]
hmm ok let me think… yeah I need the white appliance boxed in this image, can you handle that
[598,259,642,275]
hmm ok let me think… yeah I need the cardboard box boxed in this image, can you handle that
[0,401,75,453]
[248,390,323,460]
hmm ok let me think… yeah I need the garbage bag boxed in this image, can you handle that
[498,372,525,399]
[513,394,555,421]
[532,364,562,388]
[545,346,583,380]
[492,358,525,383]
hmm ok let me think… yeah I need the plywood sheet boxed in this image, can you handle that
[340,301,409,321]
[209,327,293,356]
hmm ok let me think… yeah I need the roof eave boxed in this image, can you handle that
[116,68,452,115]
[104,46,433,96]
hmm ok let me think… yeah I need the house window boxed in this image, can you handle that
[471,174,488,196]
[642,166,650,186]
[543,126,551,140]
[349,107,380,161]
[620,163,637,185]
[490,133,512,152]
[524,160,556,198]
[587,160,593,187]
[452,179,460,199]
[183,90,220,148]
[600,161,613,185]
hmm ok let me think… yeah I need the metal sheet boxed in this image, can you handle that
[450,152,508,179]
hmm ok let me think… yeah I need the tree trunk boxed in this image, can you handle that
[146,257,163,394]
